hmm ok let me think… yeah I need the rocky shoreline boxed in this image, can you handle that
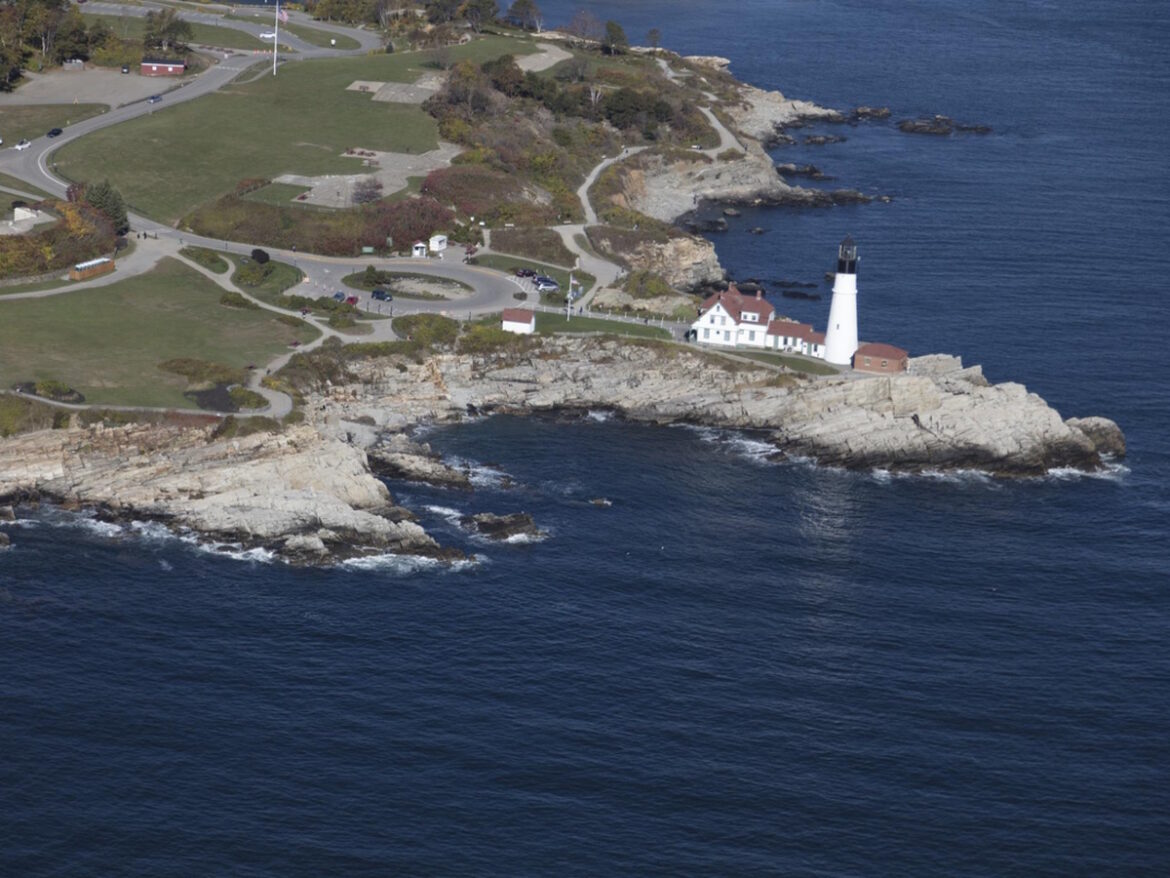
[0,339,1125,565]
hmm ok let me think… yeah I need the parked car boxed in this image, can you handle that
[345,295,359,306]
[259,31,277,39]
[14,139,31,151]
[121,64,129,74]
[332,291,347,301]
[371,289,392,301]
[535,279,561,293]
[514,268,536,278]
[46,128,63,138]
[147,94,163,104]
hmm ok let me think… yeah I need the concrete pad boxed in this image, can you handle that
[273,141,462,207]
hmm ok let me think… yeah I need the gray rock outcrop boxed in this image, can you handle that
[0,423,440,561]
[723,84,844,145]
[317,339,1122,478]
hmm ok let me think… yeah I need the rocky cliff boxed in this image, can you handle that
[586,227,723,291]
[320,338,1124,478]
[0,340,1124,563]
[723,84,844,145]
[0,422,439,562]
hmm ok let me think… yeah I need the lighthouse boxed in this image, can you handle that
[823,235,860,366]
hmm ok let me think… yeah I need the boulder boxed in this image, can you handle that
[459,512,544,541]
[1066,417,1126,458]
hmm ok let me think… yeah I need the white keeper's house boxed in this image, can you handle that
[689,284,827,358]
[690,284,776,348]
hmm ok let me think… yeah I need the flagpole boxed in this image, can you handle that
[273,0,279,76]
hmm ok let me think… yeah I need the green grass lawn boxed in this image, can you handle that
[535,312,670,340]
[0,105,108,145]
[83,12,269,50]
[226,255,305,306]
[0,258,319,407]
[729,349,841,376]
[279,22,361,50]
[53,36,533,224]
[0,172,53,201]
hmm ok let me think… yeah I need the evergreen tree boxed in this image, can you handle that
[84,180,129,235]
[603,20,628,55]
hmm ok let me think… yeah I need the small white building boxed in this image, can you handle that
[411,241,428,258]
[501,308,536,335]
[764,319,826,360]
[690,284,776,348]
[428,233,448,253]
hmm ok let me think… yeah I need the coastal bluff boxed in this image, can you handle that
[0,341,1124,562]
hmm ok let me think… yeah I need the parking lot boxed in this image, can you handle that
[0,67,184,108]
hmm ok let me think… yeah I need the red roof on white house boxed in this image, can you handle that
[765,319,814,340]
[855,342,907,359]
[698,284,774,325]
[809,331,826,345]
[501,308,535,324]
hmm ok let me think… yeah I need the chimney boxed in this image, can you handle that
[756,290,762,300]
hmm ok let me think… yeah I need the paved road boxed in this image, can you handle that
[0,8,647,414]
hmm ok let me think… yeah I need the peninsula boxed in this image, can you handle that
[0,2,1123,562]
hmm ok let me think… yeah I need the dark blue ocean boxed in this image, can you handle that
[4,1,1169,874]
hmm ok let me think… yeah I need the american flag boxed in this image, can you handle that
[278,7,288,22]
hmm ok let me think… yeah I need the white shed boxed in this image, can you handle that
[501,308,536,335]
[428,233,448,253]
[411,241,428,258]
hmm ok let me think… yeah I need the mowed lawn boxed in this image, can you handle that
[0,258,319,408]
[52,36,535,224]
[0,105,108,144]
[82,12,269,50]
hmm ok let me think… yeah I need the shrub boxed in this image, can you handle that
[180,246,229,273]
[251,248,270,264]
[234,261,273,287]
[228,386,268,410]
[392,313,459,347]
[624,270,674,299]
[220,291,259,309]
[157,358,246,387]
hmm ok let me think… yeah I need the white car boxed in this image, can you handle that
[14,139,31,151]
[259,31,277,39]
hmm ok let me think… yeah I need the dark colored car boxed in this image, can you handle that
[345,295,359,306]
[332,291,347,301]
[371,289,392,301]
[46,128,63,138]
[514,268,536,278]
[148,94,163,104]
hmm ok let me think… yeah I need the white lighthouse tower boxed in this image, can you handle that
[823,235,860,366]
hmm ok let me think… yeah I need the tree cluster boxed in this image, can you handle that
[0,0,115,89]
[0,198,116,278]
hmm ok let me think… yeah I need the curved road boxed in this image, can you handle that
[0,7,649,414]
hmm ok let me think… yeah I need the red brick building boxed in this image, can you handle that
[853,342,909,374]
[140,58,186,77]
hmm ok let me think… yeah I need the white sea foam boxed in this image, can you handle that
[1044,461,1129,481]
[69,518,125,538]
[586,409,614,422]
[424,505,465,522]
[340,552,481,573]
[673,423,780,465]
[503,531,548,545]
[444,456,512,489]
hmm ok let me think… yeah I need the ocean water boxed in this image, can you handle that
[3,2,1169,875]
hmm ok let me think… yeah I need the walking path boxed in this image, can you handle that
[0,17,667,418]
